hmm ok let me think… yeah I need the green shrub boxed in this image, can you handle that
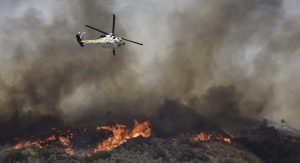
[85,151,111,161]
[178,148,197,161]
[3,150,27,162]
[196,153,209,162]
[153,147,166,159]
[39,148,55,158]
[222,158,240,163]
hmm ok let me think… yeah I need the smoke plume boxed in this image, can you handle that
[1,0,300,141]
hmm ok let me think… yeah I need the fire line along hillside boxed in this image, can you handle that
[1,100,300,162]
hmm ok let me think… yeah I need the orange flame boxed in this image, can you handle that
[191,132,232,143]
[14,132,75,155]
[14,135,56,149]
[58,132,74,155]
[93,120,151,153]
[13,120,152,156]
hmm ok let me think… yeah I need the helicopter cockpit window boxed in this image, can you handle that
[100,34,106,38]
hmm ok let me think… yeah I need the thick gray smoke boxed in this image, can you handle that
[0,0,300,139]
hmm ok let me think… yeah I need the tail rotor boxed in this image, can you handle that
[76,32,86,47]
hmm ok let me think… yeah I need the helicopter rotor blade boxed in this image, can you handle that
[85,25,108,35]
[112,14,116,35]
[122,38,143,45]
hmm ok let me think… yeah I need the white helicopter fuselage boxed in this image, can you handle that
[79,33,125,49]
[76,14,142,56]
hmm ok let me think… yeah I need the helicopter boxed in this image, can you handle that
[76,14,143,56]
